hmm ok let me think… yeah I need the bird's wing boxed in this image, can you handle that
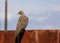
[16,15,28,35]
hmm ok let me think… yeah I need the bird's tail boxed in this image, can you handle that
[15,28,25,43]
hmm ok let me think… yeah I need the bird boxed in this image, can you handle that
[15,11,28,43]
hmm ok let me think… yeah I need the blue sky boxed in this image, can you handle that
[0,0,60,30]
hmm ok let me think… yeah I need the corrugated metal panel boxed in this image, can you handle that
[0,30,60,43]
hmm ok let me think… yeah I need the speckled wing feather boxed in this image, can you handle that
[16,15,28,35]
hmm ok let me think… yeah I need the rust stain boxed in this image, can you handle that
[0,30,60,43]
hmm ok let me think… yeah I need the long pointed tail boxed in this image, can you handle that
[15,29,25,43]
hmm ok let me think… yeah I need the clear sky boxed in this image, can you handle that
[0,0,60,30]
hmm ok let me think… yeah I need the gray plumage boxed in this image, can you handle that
[16,11,28,36]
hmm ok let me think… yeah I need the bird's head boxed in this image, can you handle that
[17,11,24,15]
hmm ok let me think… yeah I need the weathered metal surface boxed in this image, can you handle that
[0,30,60,43]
